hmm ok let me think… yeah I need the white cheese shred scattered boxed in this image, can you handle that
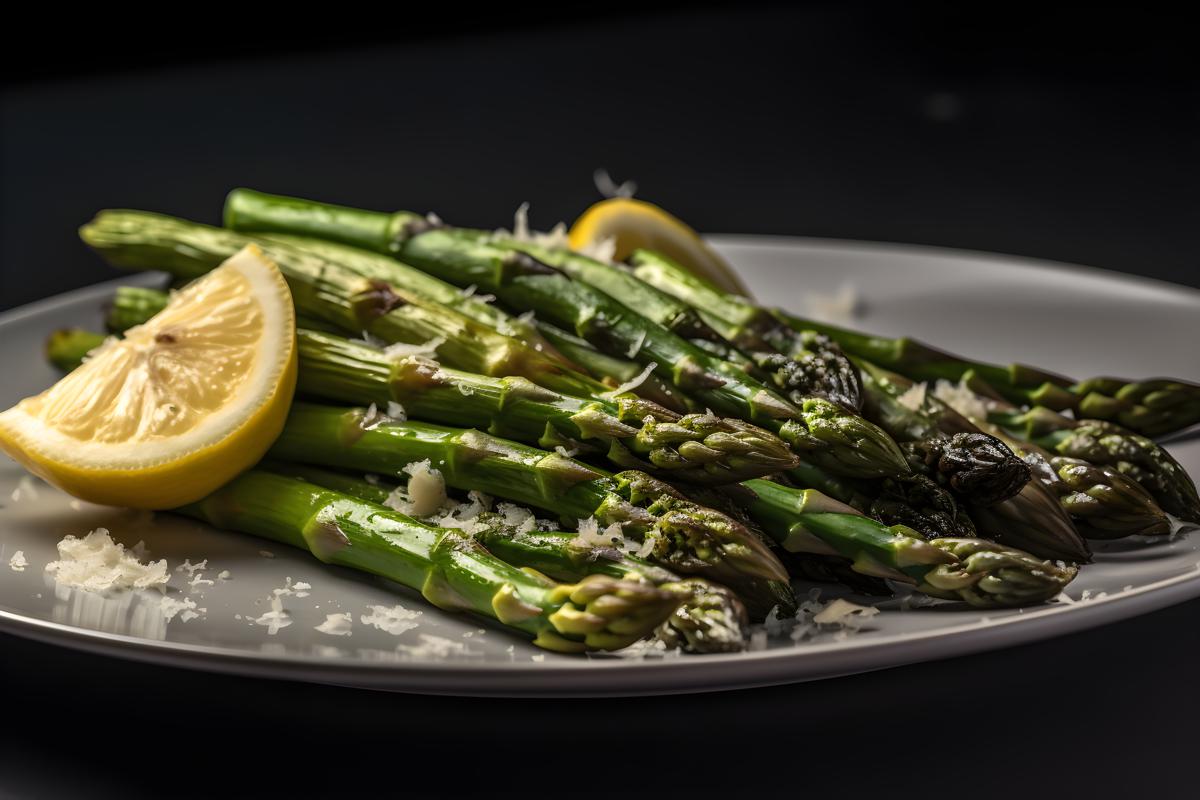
[933,378,989,421]
[384,337,445,359]
[45,528,169,593]
[625,330,647,358]
[804,283,861,323]
[397,634,467,658]
[160,596,202,623]
[895,382,928,412]
[497,503,538,534]
[385,459,449,517]
[593,168,638,199]
[601,361,658,399]
[253,596,292,635]
[8,550,28,572]
[10,475,41,503]
[361,603,423,635]
[315,612,354,636]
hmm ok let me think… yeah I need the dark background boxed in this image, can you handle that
[2,5,1197,797]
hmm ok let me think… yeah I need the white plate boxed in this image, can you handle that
[1,237,1197,696]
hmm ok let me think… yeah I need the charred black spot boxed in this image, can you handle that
[504,251,561,276]
[355,280,407,325]
[154,332,177,344]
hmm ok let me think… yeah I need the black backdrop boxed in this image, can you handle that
[1,6,1197,797]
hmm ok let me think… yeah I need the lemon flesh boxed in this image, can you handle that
[0,245,296,508]
[568,198,752,297]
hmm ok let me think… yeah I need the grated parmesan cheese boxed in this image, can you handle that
[361,603,423,635]
[574,517,625,549]
[812,598,880,628]
[600,361,658,399]
[593,168,638,199]
[933,379,989,421]
[160,596,202,623]
[387,401,407,422]
[253,596,291,635]
[188,573,214,591]
[755,590,881,645]
[895,382,928,412]
[272,577,311,598]
[45,528,169,593]
[555,445,580,458]
[176,558,207,576]
[385,459,448,517]
[8,550,28,572]
[497,503,538,534]
[10,474,41,503]
[315,612,354,636]
[397,634,466,658]
[625,331,647,359]
[804,283,861,323]
[384,337,445,359]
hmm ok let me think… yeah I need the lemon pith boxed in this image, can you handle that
[0,245,296,509]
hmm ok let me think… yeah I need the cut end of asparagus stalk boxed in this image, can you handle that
[919,538,1079,607]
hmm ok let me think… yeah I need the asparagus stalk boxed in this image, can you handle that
[271,463,749,653]
[180,470,680,652]
[850,363,1092,560]
[737,479,1078,607]
[621,240,1200,437]
[884,372,1175,538]
[80,211,608,400]
[257,233,570,365]
[269,402,794,615]
[533,321,691,412]
[45,329,106,372]
[222,190,909,480]
[81,284,798,485]
[105,286,168,333]
[628,249,864,411]
[294,329,799,484]
[856,361,1032,506]
[776,313,1200,439]
[987,404,1200,524]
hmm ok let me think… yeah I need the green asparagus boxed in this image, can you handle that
[294,329,798,483]
[988,404,1200,524]
[270,462,749,653]
[221,190,910,480]
[628,249,864,411]
[181,470,681,652]
[269,402,794,615]
[80,211,608,399]
[737,478,1078,607]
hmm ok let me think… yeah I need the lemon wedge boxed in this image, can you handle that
[0,245,296,509]
[568,197,752,297]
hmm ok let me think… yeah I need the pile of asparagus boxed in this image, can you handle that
[46,189,1199,654]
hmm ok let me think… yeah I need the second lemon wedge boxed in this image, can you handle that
[0,245,296,509]
[568,197,752,297]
